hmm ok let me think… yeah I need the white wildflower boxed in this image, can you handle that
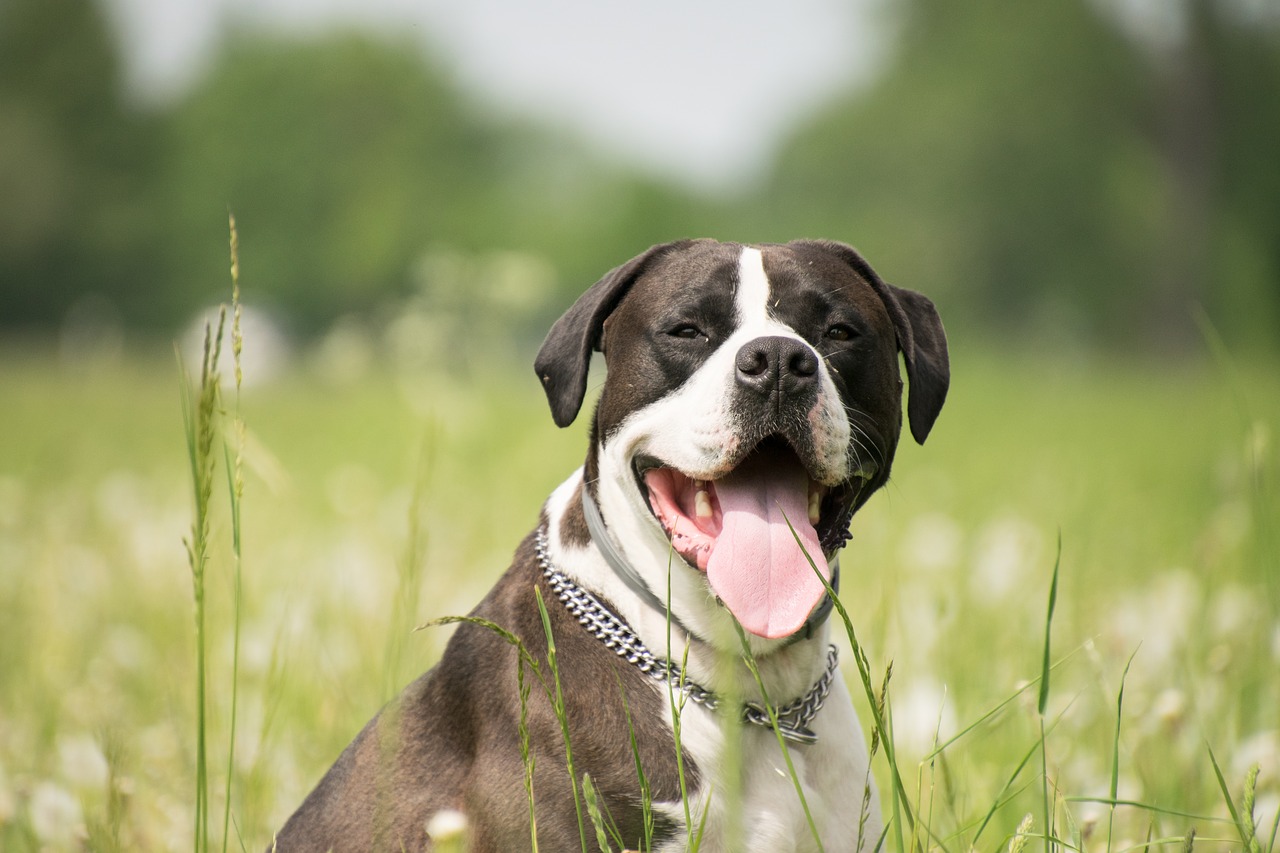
[28,781,83,845]
[58,733,109,790]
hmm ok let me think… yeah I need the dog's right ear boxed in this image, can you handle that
[788,239,950,445]
[535,241,692,428]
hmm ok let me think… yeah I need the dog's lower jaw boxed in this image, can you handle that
[605,446,841,652]
[544,469,841,717]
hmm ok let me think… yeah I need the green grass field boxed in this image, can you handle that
[0,337,1276,851]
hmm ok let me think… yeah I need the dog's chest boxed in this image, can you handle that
[648,684,878,853]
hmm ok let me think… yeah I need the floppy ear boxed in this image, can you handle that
[790,240,950,444]
[535,241,694,428]
[883,282,949,444]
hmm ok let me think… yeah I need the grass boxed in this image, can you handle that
[177,214,247,853]
[0,306,1276,848]
[732,622,825,851]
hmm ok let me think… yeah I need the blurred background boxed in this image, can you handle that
[3,0,1278,363]
[2,0,1279,847]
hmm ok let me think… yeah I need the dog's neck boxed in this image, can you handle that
[578,483,700,636]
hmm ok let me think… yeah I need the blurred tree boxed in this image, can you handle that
[4,0,1273,350]
[1189,0,1280,349]
[759,0,1280,351]
[0,0,707,338]
[761,0,1158,346]
[0,0,156,330]
[155,29,709,336]
[156,33,494,332]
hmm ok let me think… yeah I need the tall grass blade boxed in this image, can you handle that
[660,549,698,851]
[732,621,825,853]
[220,211,245,853]
[1268,797,1280,853]
[177,217,253,852]
[176,351,205,852]
[583,773,618,852]
[1206,747,1271,853]
[1063,798,1224,824]
[520,655,539,852]
[782,512,918,852]
[881,688,909,853]
[535,588,590,852]
[1108,649,1139,853]
[180,302,226,853]
[1207,741,1246,843]
[1243,764,1262,853]
[420,614,551,850]
[922,646,1086,762]
[614,673,655,851]
[973,712,1064,843]
[859,666,890,852]
[1038,532,1060,716]
[1039,533,1063,853]
[691,787,713,853]
[923,674,1029,762]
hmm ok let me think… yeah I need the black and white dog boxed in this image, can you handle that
[274,239,949,852]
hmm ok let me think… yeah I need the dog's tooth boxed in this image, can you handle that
[808,490,821,525]
[695,488,713,519]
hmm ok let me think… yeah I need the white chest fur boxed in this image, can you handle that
[651,669,881,853]
[544,475,883,852]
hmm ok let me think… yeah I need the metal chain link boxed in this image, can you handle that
[535,527,837,745]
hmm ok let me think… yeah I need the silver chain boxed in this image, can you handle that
[535,528,838,745]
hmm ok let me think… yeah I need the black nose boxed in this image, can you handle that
[735,336,819,399]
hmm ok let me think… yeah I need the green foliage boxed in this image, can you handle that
[0,0,157,327]
[4,0,1278,350]
[158,33,485,330]
[0,0,710,336]
[759,0,1280,351]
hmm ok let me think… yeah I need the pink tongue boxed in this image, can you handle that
[706,454,829,639]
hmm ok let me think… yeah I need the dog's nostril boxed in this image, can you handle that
[737,349,769,377]
[790,349,818,378]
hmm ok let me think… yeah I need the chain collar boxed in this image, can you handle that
[536,527,838,745]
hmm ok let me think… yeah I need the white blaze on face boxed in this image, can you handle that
[733,246,853,482]
[735,246,772,327]
[705,248,827,638]
[596,245,854,640]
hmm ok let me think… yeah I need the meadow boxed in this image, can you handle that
[0,328,1276,851]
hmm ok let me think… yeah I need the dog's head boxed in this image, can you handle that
[536,239,948,643]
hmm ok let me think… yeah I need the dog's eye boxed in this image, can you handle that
[670,324,705,340]
[826,324,857,342]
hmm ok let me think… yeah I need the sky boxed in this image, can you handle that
[101,0,886,189]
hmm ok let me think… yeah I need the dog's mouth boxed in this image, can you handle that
[634,436,874,640]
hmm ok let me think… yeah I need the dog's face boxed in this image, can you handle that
[536,239,948,643]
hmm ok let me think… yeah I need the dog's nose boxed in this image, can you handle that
[735,336,819,399]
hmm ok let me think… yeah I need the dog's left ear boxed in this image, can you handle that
[536,241,695,428]
[791,240,950,444]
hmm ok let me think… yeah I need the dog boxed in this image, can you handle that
[273,239,949,852]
